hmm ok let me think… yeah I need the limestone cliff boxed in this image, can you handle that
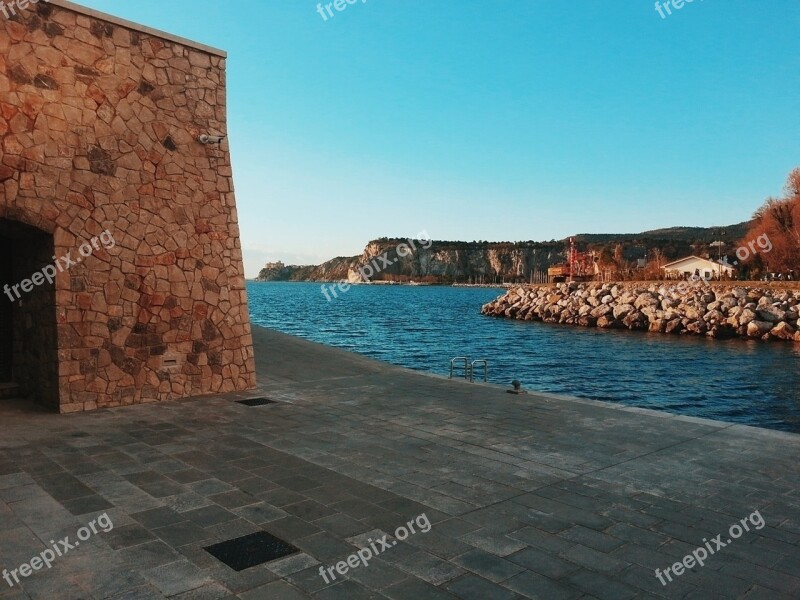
[255,222,754,283]
[255,262,316,282]
[256,240,566,283]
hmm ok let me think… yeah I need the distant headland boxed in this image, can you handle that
[254,222,755,285]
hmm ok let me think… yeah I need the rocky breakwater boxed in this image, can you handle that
[481,282,800,342]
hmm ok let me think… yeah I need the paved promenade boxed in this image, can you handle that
[1,326,799,599]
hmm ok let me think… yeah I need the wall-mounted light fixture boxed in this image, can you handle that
[199,134,226,145]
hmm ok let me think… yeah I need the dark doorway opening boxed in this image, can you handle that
[0,238,12,382]
[0,220,59,408]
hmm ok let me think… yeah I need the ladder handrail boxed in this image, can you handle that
[470,359,488,383]
[450,357,488,383]
[450,357,470,379]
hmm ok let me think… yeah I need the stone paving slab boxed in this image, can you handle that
[0,326,799,599]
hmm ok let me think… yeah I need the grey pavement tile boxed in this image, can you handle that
[130,507,188,529]
[740,585,799,600]
[283,499,337,521]
[103,522,157,549]
[231,502,287,525]
[208,491,260,510]
[459,529,528,557]
[404,530,474,560]
[169,583,233,599]
[615,563,698,598]
[166,469,211,485]
[507,547,580,579]
[286,565,340,595]
[445,574,518,600]
[346,529,392,548]
[267,516,324,541]
[182,505,239,528]
[163,492,214,513]
[0,474,34,489]
[558,525,625,553]
[257,488,308,507]
[563,570,639,600]
[293,531,357,562]
[559,544,629,574]
[266,552,320,577]
[142,559,214,596]
[452,548,524,583]
[204,518,260,541]
[206,563,279,595]
[60,494,115,516]
[501,571,583,600]
[106,584,166,600]
[391,549,465,586]
[345,557,408,590]
[312,579,380,600]
[238,580,311,600]
[152,521,212,546]
[189,480,236,497]
[124,471,187,498]
[273,476,323,493]
[384,578,459,599]
[117,540,183,569]
[313,512,371,538]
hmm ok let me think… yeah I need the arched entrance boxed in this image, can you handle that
[0,219,59,409]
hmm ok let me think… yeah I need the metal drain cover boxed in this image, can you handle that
[204,531,299,571]
[236,397,276,407]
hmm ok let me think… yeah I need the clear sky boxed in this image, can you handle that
[76,0,799,277]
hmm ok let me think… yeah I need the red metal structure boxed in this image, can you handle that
[548,238,596,282]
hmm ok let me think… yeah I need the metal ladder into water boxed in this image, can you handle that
[449,357,488,383]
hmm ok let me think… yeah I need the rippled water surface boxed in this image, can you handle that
[248,282,800,433]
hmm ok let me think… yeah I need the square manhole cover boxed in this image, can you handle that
[236,397,276,407]
[204,531,299,571]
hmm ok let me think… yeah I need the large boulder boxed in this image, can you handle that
[634,292,659,309]
[683,306,703,320]
[770,321,795,340]
[623,311,648,330]
[613,303,635,320]
[757,306,786,323]
[747,320,773,338]
[707,324,733,339]
[685,320,707,335]
[703,309,726,324]
[597,316,623,329]
[591,304,613,318]
[738,308,758,326]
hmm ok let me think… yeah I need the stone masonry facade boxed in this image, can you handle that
[0,0,256,412]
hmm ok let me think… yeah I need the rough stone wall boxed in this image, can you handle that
[0,1,256,411]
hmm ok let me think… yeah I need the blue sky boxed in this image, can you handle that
[76,1,799,277]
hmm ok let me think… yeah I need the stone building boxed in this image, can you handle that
[0,0,256,411]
